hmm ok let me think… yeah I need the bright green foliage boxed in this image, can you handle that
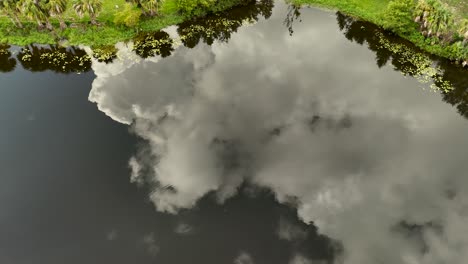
[159,0,178,15]
[73,0,103,24]
[382,0,415,34]
[113,3,141,27]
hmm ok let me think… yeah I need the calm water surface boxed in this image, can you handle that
[1,2,468,264]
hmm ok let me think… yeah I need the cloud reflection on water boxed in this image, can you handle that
[89,3,468,264]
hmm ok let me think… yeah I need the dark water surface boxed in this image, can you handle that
[1,2,468,264]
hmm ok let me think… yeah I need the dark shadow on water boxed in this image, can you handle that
[167,184,340,264]
[0,45,16,73]
[438,61,468,119]
[16,45,92,73]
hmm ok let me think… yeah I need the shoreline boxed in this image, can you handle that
[1,0,467,67]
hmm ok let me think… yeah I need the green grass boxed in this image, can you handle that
[289,0,389,24]
[290,0,468,61]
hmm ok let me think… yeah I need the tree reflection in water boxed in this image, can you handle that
[0,45,17,73]
[283,4,302,36]
[133,30,174,59]
[334,11,468,119]
[177,0,274,48]
[16,45,91,73]
[130,0,274,59]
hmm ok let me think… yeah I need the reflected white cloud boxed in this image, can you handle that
[106,229,118,241]
[174,222,194,235]
[234,251,255,264]
[289,254,313,264]
[89,3,468,264]
[142,232,160,257]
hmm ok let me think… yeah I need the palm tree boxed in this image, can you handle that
[414,0,454,39]
[21,0,53,30]
[140,0,158,16]
[128,0,158,16]
[72,0,103,25]
[47,0,67,29]
[0,0,24,28]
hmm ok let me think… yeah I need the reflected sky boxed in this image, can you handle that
[89,2,468,264]
[0,63,333,264]
[2,2,468,264]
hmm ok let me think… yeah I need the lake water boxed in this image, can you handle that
[1,2,468,264]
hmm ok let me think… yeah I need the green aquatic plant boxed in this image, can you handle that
[377,31,453,92]
[92,44,117,62]
[133,30,174,58]
[17,45,92,73]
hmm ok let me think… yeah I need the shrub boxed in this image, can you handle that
[382,0,416,34]
[160,0,179,15]
[113,3,142,27]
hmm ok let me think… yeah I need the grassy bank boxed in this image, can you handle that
[290,0,468,63]
[0,0,247,46]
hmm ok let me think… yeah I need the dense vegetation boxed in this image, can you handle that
[0,0,252,45]
[291,0,468,63]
